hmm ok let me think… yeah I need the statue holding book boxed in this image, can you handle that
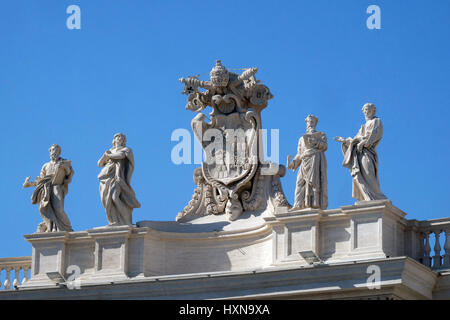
[287,115,328,210]
[23,144,74,232]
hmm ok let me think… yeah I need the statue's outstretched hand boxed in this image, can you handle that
[334,136,345,143]
[286,155,293,170]
[23,176,33,188]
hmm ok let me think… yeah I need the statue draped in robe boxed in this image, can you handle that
[335,103,387,201]
[98,133,140,226]
[23,144,74,232]
[288,115,328,210]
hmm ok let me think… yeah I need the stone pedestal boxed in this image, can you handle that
[22,226,151,288]
[342,200,406,260]
[88,226,132,282]
[23,232,68,287]
[265,200,406,266]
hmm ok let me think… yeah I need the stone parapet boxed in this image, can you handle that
[20,201,417,289]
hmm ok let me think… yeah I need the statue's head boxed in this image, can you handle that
[305,114,318,130]
[362,103,376,119]
[193,167,204,185]
[113,133,127,147]
[210,60,229,87]
[225,197,243,221]
[49,144,61,161]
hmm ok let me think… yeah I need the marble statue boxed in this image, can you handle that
[334,103,387,201]
[177,60,290,222]
[98,133,141,226]
[287,115,328,210]
[23,144,74,232]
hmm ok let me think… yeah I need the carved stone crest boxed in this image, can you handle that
[177,60,289,222]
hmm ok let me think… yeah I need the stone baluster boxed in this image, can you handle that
[418,230,425,262]
[443,230,450,267]
[12,267,20,288]
[0,257,32,289]
[3,267,11,290]
[433,231,442,268]
[423,233,432,267]
[22,266,30,285]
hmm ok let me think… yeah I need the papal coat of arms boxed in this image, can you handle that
[176,60,290,222]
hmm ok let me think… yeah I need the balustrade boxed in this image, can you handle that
[417,218,450,270]
[0,257,31,290]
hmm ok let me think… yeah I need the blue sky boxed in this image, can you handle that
[0,0,449,258]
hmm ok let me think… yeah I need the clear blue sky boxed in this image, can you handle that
[0,0,449,258]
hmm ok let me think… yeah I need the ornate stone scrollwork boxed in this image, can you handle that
[178,60,290,222]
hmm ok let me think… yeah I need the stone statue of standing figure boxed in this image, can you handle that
[23,144,74,232]
[334,103,387,201]
[98,133,141,226]
[287,115,328,210]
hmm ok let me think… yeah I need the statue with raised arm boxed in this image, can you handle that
[23,144,74,232]
[334,103,387,201]
[287,115,328,210]
[98,133,141,226]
